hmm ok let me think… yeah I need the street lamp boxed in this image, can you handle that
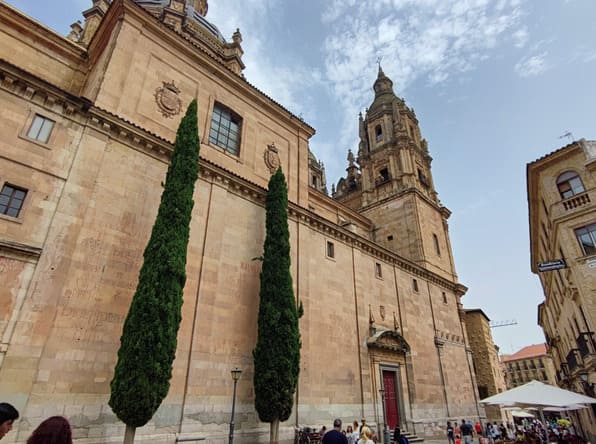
[229,367,242,444]
[379,387,388,443]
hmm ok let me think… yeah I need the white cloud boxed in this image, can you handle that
[320,0,527,176]
[514,52,548,77]
[512,28,529,48]
[207,0,323,119]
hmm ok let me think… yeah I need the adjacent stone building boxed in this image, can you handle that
[501,344,556,388]
[527,139,596,442]
[0,1,482,442]
[463,309,507,422]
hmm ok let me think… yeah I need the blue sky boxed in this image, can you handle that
[6,0,596,354]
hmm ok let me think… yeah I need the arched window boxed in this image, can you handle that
[556,171,585,199]
[375,125,383,142]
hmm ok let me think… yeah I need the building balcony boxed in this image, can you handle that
[562,190,591,210]
[552,189,594,220]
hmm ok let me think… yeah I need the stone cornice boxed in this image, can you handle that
[0,2,87,63]
[0,239,42,262]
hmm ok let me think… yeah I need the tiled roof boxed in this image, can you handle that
[502,343,547,362]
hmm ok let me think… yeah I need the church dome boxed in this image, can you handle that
[134,0,226,42]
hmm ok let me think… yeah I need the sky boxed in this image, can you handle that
[5,0,596,354]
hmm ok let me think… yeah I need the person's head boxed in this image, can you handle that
[361,426,373,441]
[347,425,353,433]
[0,403,19,440]
[333,419,342,431]
[395,427,402,436]
[26,416,72,444]
[461,419,466,425]
[353,420,359,429]
[448,421,452,427]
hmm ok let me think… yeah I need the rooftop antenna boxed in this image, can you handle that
[558,131,574,142]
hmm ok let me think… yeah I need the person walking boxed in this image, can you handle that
[26,416,72,444]
[0,403,19,440]
[447,421,456,444]
[357,426,373,444]
[461,419,474,444]
[322,419,348,444]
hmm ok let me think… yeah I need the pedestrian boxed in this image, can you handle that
[447,421,456,444]
[26,416,72,444]
[461,419,474,444]
[394,427,409,444]
[322,419,348,444]
[0,403,19,440]
[358,426,373,443]
[352,421,360,443]
[475,421,482,438]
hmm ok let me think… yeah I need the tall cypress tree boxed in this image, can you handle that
[109,100,200,444]
[253,167,301,444]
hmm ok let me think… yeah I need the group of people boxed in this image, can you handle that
[317,418,410,444]
[0,402,73,443]
[447,418,588,444]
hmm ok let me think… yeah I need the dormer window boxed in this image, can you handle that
[557,171,584,199]
[375,125,383,142]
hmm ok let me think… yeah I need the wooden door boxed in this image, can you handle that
[383,370,400,429]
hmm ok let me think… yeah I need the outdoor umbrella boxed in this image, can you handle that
[479,380,596,422]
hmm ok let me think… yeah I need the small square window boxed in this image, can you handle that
[326,241,335,258]
[27,114,55,143]
[412,278,419,292]
[387,235,393,241]
[375,262,382,278]
[0,184,28,218]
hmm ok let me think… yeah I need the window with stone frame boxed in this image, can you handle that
[375,262,382,278]
[433,233,441,255]
[412,278,419,292]
[375,124,383,142]
[574,223,596,256]
[209,102,242,155]
[557,171,585,199]
[27,114,55,143]
[0,184,27,218]
[326,241,335,259]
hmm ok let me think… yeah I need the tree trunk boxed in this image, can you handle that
[270,419,280,444]
[123,424,136,444]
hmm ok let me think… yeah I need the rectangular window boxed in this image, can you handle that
[412,278,419,292]
[433,233,441,255]
[442,291,447,304]
[375,262,382,278]
[0,184,27,218]
[209,102,242,155]
[326,241,335,259]
[27,114,55,143]
[575,223,596,256]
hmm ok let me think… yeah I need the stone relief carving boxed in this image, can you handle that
[154,81,182,118]
[264,143,280,173]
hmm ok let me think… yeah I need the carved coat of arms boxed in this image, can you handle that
[154,81,182,118]
[264,143,281,173]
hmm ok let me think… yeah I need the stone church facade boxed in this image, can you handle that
[0,1,481,442]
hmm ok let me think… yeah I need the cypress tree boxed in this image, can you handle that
[253,167,301,444]
[109,100,200,443]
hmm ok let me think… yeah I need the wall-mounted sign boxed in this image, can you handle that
[537,259,566,272]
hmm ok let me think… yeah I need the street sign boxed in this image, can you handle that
[537,259,567,272]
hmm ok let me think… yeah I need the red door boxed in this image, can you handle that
[383,370,400,429]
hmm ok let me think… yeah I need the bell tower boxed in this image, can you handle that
[334,67,457,281]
